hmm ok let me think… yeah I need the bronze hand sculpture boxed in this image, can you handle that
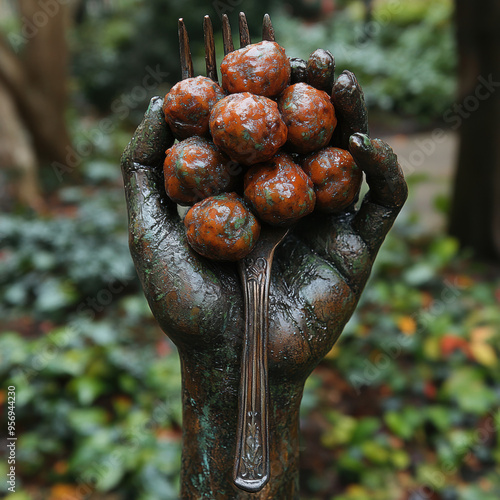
[121,13,407,500]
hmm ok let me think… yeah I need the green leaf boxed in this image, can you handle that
[441,367,497,415]
[94,459,126,491]
[403,262,435,286]
[361,440,390,465]
[426,406,452,431]
[337,447,365,474]
[1,492,32,500]
[385,407,423,440]
[43,348,93,377]
[322,411,357,447]
[351,417,381,443]
[429,236,459,267]
[34,278,78,312]
[0,332,29,370]
[459,485,500,500]
[391,449,410,469]
[67,376,107,405]
[68,408,108,435]
[138,463,179,499]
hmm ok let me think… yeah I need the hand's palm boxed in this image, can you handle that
[121,87,407,378]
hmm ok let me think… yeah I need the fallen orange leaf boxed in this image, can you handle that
[53,460,68,475]
[470,342,497,367]
[398,316,417,335]
[471,326,495,344]
[49,484,82,500]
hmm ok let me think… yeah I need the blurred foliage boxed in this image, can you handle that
[276,0,457,120]
[1,1,496,499]
[70,0,280,114]
[69,0,456,122]
[0,185,183,499]
[1,146,499,499]
[299,209,500,499]
[0,191,132,323]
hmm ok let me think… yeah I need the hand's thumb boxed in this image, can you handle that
[121,96,174,173]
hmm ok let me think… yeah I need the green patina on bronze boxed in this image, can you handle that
[331,70,370,151]
[121,66,407,497]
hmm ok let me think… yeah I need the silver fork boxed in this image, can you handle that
[177,12,288,493]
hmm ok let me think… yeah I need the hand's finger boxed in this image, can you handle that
[306,49,335,94]
[121,97,239,346]
[121,96,175,225]
[350,133,408,255]
[350,133,408,208]
[331,70,369,150]
[121,96,174,173]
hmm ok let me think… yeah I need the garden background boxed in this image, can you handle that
[0,0,499,499]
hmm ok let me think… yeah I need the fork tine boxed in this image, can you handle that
[178,18,194,80]
[222,14,234,55]
[262,13,275,42]
[239,12,251,48]
[203,15,218,82]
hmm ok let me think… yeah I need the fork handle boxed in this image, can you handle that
[234,255,272,492]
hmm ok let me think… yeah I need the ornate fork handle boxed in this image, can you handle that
[234,226,289,492]
[177,12,283,493]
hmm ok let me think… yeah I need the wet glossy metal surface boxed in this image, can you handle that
[234,225,289,492]
[120,12,408,499]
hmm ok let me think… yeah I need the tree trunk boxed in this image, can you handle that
[20,0,72,162]
[0,80,44,211]
[0,1,73,179]
[449,0,500,261]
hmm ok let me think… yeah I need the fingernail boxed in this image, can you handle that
[337,70,355,86]
[350,133,369,149]
[146,96,164,116]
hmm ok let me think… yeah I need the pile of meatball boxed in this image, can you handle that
[163,41,361,261]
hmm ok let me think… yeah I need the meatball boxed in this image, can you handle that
[244,152,316,226]
[184,193,261,261]
[210,93,287,166]
[163,137,238,205]
[301,147,362,213]
[278,82,337,154]
[163,76,225,139]
[221,41,291,97]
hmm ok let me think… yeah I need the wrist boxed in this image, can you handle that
[178,352,304,499]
